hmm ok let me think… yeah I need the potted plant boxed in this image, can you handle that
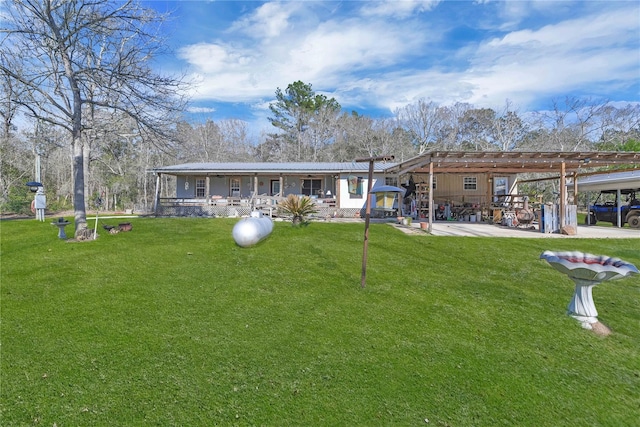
[277,194,318,225]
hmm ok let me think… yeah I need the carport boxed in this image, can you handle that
[574,170,640,227]
[384,151,640,233]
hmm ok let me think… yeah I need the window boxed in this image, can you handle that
[432,176,437,190]
[230,178,241,196]
[301,179,322,196]
[385,177,397,186]
[463,176,477,190]
[196,179,206,197]
[347,175,363,199]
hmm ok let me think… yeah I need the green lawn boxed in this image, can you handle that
[1,217,639,426]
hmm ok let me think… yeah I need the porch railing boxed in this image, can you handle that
[155,196,353,219]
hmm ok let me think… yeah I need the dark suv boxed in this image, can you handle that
[586,189,640,228]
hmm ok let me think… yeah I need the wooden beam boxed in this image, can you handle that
[410,167,566,174]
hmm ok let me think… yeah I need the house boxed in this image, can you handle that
[148,162,401,218]
[149,151,639,226]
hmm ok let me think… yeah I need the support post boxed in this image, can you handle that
[428,162,434,233]
[559,162,566,228]
[617,188,622,227]
[572,172,578,205]
[153,173,161,216]
[355,155,394,288]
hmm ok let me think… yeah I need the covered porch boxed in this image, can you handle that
[148,161,394,218]
[385,150,640,233]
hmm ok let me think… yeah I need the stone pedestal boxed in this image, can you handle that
[51,219,70,239]
[567,279,599,328]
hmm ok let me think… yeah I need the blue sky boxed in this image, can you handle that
[146,1,640,134]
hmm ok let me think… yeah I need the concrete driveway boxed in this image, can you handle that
[397,221,640,238]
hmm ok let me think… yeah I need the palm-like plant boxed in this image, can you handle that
[278,194,318,225]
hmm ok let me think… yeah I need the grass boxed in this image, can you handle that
[1,217,639,426]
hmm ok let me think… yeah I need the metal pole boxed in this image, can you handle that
[616,188,622,227]
[355,156,394,288]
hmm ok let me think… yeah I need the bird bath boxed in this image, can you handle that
[540,251,638,330]
[51,217,71,239]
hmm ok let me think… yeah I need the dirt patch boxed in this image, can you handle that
[388,223,429,235]
[590,321,612,336]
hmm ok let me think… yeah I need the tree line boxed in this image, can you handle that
[1,1,639,231]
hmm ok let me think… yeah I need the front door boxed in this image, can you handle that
[271,180,280,196]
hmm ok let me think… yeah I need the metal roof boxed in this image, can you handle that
[383,150,640,175]
[150,161,396,175]
[573,170,640,192]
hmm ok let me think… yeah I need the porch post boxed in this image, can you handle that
[486,174,493,213]
[153,173,161,216]
[572,171,578,220]
[560,162,566,228]
[428,161,434,232]
[279,175,284,196]
[205,176,210,199]
[254,174,258,196]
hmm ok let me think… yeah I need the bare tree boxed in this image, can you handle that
[529,97,605,152]
[434,102,473,150]
[329,113,414,161]
[595,103,640,149]
[175,119,254,163]
[491,100,527,151]
[1,0,187,236]
[395,99,443,154]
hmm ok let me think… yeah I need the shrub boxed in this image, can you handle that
[277,194,318,225]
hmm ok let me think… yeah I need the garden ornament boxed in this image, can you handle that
[540,250,638,331]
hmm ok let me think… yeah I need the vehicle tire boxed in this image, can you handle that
[585,213,597,225]
[627,215,640,229]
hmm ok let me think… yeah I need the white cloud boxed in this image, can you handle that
[461,6,640,107]
[360,0,441,18]
[187,106,216,114]
[229,1,299,39]
[178,8,429,105]
[175,1,639,125]
[359,3,640,114]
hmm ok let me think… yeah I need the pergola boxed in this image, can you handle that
[383,151,640,232]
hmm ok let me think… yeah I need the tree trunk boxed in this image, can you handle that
[72,137,87,236]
